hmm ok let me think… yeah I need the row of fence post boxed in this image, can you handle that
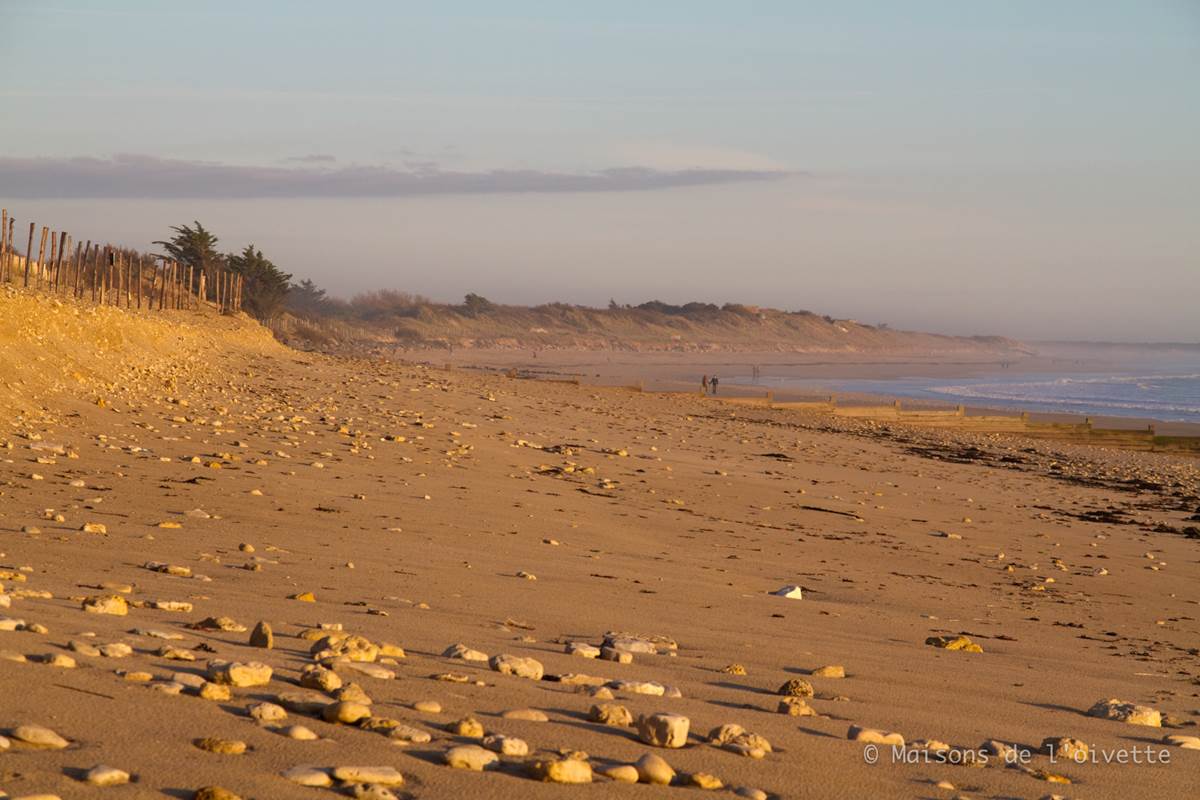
[0,208,242,314]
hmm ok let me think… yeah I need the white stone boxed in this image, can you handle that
[444,744,499,771]
[85,765,131,787]
[281,766,332,787]
[331,766,405,786]
[483,734,529,756]
[443,642,488,661]
[636,713,690,748]
[489,653,543,680]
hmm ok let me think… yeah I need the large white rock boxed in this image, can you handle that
[207,660,273,687]
[443,642,488,661]
[444,744,499,771]
[281,766,332,787]
[1087,699,1161,727]
[489,653,544,680]
[331,766,404,786]
[86,765,131,787]
[636,713,690,748]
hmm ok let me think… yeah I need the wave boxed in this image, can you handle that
[1036,373,1200,384]
[927,375,1200,417]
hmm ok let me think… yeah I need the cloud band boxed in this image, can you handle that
[0,154,788,199]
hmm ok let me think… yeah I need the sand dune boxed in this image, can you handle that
[276,299,1025,356]
[1,289,1197,799]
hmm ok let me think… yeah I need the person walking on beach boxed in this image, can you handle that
[710,375,719,394]
[702,374,709,394]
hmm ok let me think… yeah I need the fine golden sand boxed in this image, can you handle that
[1,289,1198,799]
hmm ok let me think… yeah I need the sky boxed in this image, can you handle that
[1,1,1197,341]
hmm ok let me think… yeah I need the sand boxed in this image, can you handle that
[1,291,1198,799]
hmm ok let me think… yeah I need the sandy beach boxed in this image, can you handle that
[1,291,1198,799]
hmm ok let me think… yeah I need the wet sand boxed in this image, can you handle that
[437,349,1200,438]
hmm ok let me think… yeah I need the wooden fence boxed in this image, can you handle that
[0,208,243,313]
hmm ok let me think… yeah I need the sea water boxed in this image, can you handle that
[745,371,1200,423]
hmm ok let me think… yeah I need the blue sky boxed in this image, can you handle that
[2,1,1197,339]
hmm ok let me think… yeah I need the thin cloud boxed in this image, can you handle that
[282,153,338,164]
[0,154,789,199]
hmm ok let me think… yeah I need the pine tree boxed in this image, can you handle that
[154,221,223,284]
[227,244,292,320]
[287,278,332,317]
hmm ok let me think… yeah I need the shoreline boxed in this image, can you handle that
[434,349,1200,439]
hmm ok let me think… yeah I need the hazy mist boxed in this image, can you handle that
[2,1,1197,342]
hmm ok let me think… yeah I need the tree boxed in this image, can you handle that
[154,221,223,283]
[460,292,496,317]
[227,244,292,320]
[287,278,332,317]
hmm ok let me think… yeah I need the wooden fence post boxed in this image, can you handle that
[64,235,72,293]
[78,242,89,298]
[69,240,80,296]
[1,212,9,284]
[1,213,9,283]
[136,256,143,309]
[35,226,49,288]
[55,231,68,293]
[23,223,35,286]
[48,231,57,290]
[7,217,14,284]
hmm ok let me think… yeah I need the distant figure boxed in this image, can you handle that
[711,375,719,394]
[702,374,710,393]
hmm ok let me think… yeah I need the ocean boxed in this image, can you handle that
[745,370,1200,424]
